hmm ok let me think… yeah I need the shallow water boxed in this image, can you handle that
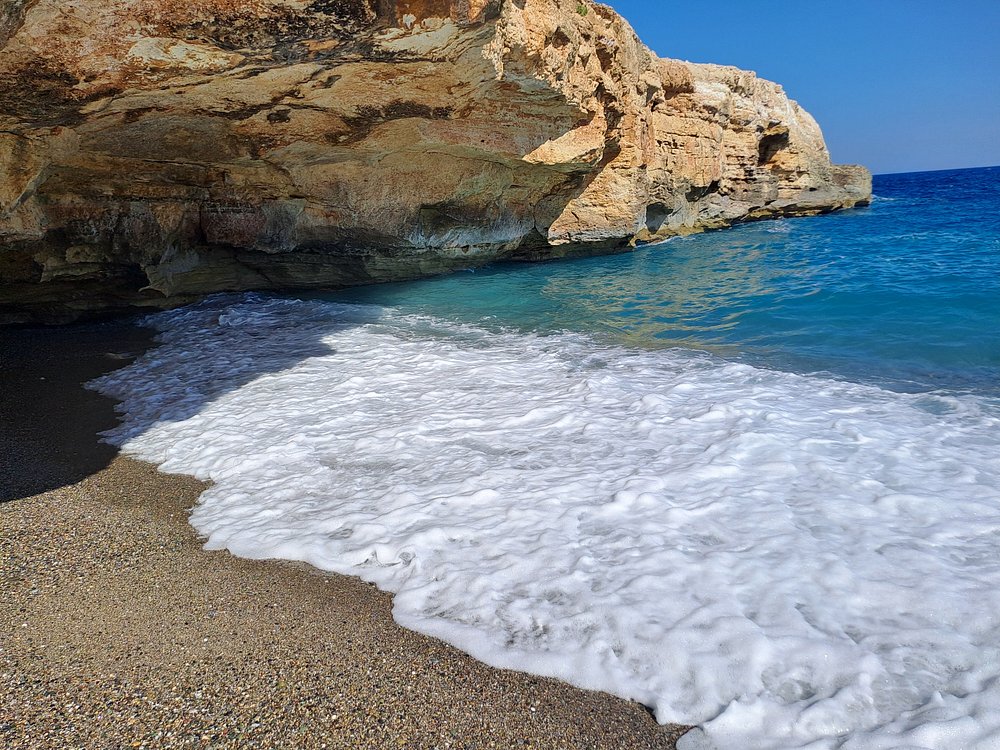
[326,166,1000,398]
[94,166,1000,749]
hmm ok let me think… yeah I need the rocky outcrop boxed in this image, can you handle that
[0,0,870,322]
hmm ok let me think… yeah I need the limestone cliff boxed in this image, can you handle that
[0,0,870,322]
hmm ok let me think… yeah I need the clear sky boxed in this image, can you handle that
[604,0,1000,175]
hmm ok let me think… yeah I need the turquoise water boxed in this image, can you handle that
[322,166,1000,397]
[99,165,1000,747]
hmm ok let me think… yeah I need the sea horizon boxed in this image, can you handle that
[872,163,1000,177]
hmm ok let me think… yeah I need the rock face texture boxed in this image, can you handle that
[0,0,870,322]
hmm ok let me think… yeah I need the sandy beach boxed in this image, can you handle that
[0,320,687,749]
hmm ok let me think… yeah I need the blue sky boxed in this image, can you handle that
[605,1,1000,175]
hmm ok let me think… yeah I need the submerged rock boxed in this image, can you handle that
[0,0,870,322]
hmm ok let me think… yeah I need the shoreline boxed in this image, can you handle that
[0,319,687,749]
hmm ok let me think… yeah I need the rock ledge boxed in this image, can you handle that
[0,0,870,323]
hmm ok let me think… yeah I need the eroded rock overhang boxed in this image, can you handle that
[0,0,871,323]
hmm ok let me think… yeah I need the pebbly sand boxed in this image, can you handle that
[0,319,688,749]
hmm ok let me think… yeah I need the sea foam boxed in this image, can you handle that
[93,294,1000,750]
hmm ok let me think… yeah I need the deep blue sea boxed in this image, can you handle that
[97,166,1000,749]
[327,166,1000,398]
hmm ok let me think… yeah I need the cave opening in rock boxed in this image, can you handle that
[685,180,720,203]
[758,130,790,166]
[644,202,671,235]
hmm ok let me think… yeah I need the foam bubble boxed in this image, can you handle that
[93,295,1000,750]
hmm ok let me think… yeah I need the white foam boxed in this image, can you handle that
[93,295,1000,750]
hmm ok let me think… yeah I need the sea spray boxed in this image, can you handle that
[94,293,1000,750]
[92,166,1000,749]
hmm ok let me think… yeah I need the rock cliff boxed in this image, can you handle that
[0,0,870,322]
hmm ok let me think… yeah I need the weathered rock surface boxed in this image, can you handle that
[0,0,870,322]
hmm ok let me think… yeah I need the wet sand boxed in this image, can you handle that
[0,320,688,749]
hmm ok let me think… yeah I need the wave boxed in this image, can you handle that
[92,294,1000,750]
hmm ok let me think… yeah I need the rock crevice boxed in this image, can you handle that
[0,0,870,322]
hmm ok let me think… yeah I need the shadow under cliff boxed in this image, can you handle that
[0,300,353,503]
[0,318,152,502]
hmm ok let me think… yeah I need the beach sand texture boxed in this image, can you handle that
[0,320,687,749]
